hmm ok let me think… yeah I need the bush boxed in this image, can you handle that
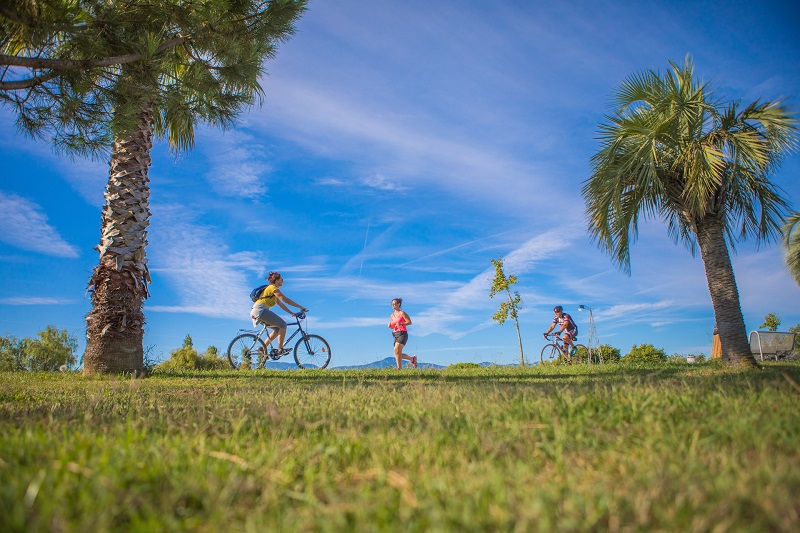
[448,362,483,369]
[154,335,228,372]
[623,343,667,363]
[667,353,707,363]
[0,326,78,371]
[598,344,621,364]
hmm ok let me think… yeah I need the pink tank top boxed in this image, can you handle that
[390,312,407,332]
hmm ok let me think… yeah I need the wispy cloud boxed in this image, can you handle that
[200,129,273,199]
[300,230,576,339]
[0,297,74,305]
[147,205,264,319]
[246,78,560,211]
[361,173,405,192]
[0,109,107,205]
[0,191,80,258]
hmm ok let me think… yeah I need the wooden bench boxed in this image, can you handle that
[748,331,798,361]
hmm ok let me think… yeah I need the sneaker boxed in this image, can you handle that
[279,348,292,356]
[570,347,577,356]
[411,355,418,369]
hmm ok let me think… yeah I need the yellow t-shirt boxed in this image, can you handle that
[256,284,278,308]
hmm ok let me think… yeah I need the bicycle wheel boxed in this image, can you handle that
[540,344,561,364]
[227,333,268,369]
[294,334,331,369]
[572,344,589,364]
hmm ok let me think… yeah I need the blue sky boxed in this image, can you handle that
[1,0,799,367]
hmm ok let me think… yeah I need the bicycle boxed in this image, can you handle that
[540,333,601,364]
[226,312,331,369]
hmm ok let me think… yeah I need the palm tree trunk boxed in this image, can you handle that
[695,215,758,368]
[83,103,153,375]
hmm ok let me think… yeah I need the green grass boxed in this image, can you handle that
[1,362,799,532]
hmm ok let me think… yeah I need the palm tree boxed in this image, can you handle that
[783,212,800,286]
[583,56,798,367]
[2,1,307,373]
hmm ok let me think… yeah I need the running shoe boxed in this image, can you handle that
[411,355,418,369]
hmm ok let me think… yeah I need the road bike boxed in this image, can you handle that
[540,333,602,365]
[226,312,331,369]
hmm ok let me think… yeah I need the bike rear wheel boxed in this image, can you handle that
[294,334,331,369]
[227,333,268,369]
[572,344,590,364]
[540,343,561,364]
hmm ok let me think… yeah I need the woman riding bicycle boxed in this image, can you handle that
[251,271,307,356]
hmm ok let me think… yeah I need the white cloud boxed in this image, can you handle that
[200,129,272,198]
[316,177,346,187]
[246,78,561,211]
[147,206,263,319]
[361,173,405,192]
[0,297,74,305]
[0,191,80,258]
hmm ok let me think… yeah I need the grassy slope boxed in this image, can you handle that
[1,362,799,532]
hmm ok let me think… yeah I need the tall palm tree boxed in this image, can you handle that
[1,1,307,373]
[85,2,306,374]
[583,57,798,367]
[783,212,800,286]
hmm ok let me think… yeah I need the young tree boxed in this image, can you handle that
[0,326,77,371]
[489,257,525,366]
[583,56,798,368]
[760,313,781,332]
[1,1,307,374]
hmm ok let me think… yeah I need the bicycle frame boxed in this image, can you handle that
[240,316,312,353]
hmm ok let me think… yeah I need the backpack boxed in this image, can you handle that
[250,284,267,303]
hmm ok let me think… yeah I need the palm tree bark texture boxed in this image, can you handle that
[695,214,752,366]
[83,104,153,375]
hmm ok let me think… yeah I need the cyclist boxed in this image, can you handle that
[543,305,578,357]
[388,298,418,369]
[251,271,307,356]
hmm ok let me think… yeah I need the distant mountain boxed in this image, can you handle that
[261,361,301,370]
[332,357,447,370]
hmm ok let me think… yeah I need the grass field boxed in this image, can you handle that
[1,361,799,532]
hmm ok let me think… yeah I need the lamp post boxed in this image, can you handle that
[578,305,602,364]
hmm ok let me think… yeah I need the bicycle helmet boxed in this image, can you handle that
[553,306,563,313]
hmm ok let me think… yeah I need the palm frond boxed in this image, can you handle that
[583,55,798,273]
[783,212,800,286]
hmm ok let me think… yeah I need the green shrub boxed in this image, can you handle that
[448,362,483,369]
[598,344,621,364]
[0,335,25,371]
[154,335,228,372]
[198,346,228,370]
[667,353,707,363]
[0,326,77,371]
[623,343,667,363]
